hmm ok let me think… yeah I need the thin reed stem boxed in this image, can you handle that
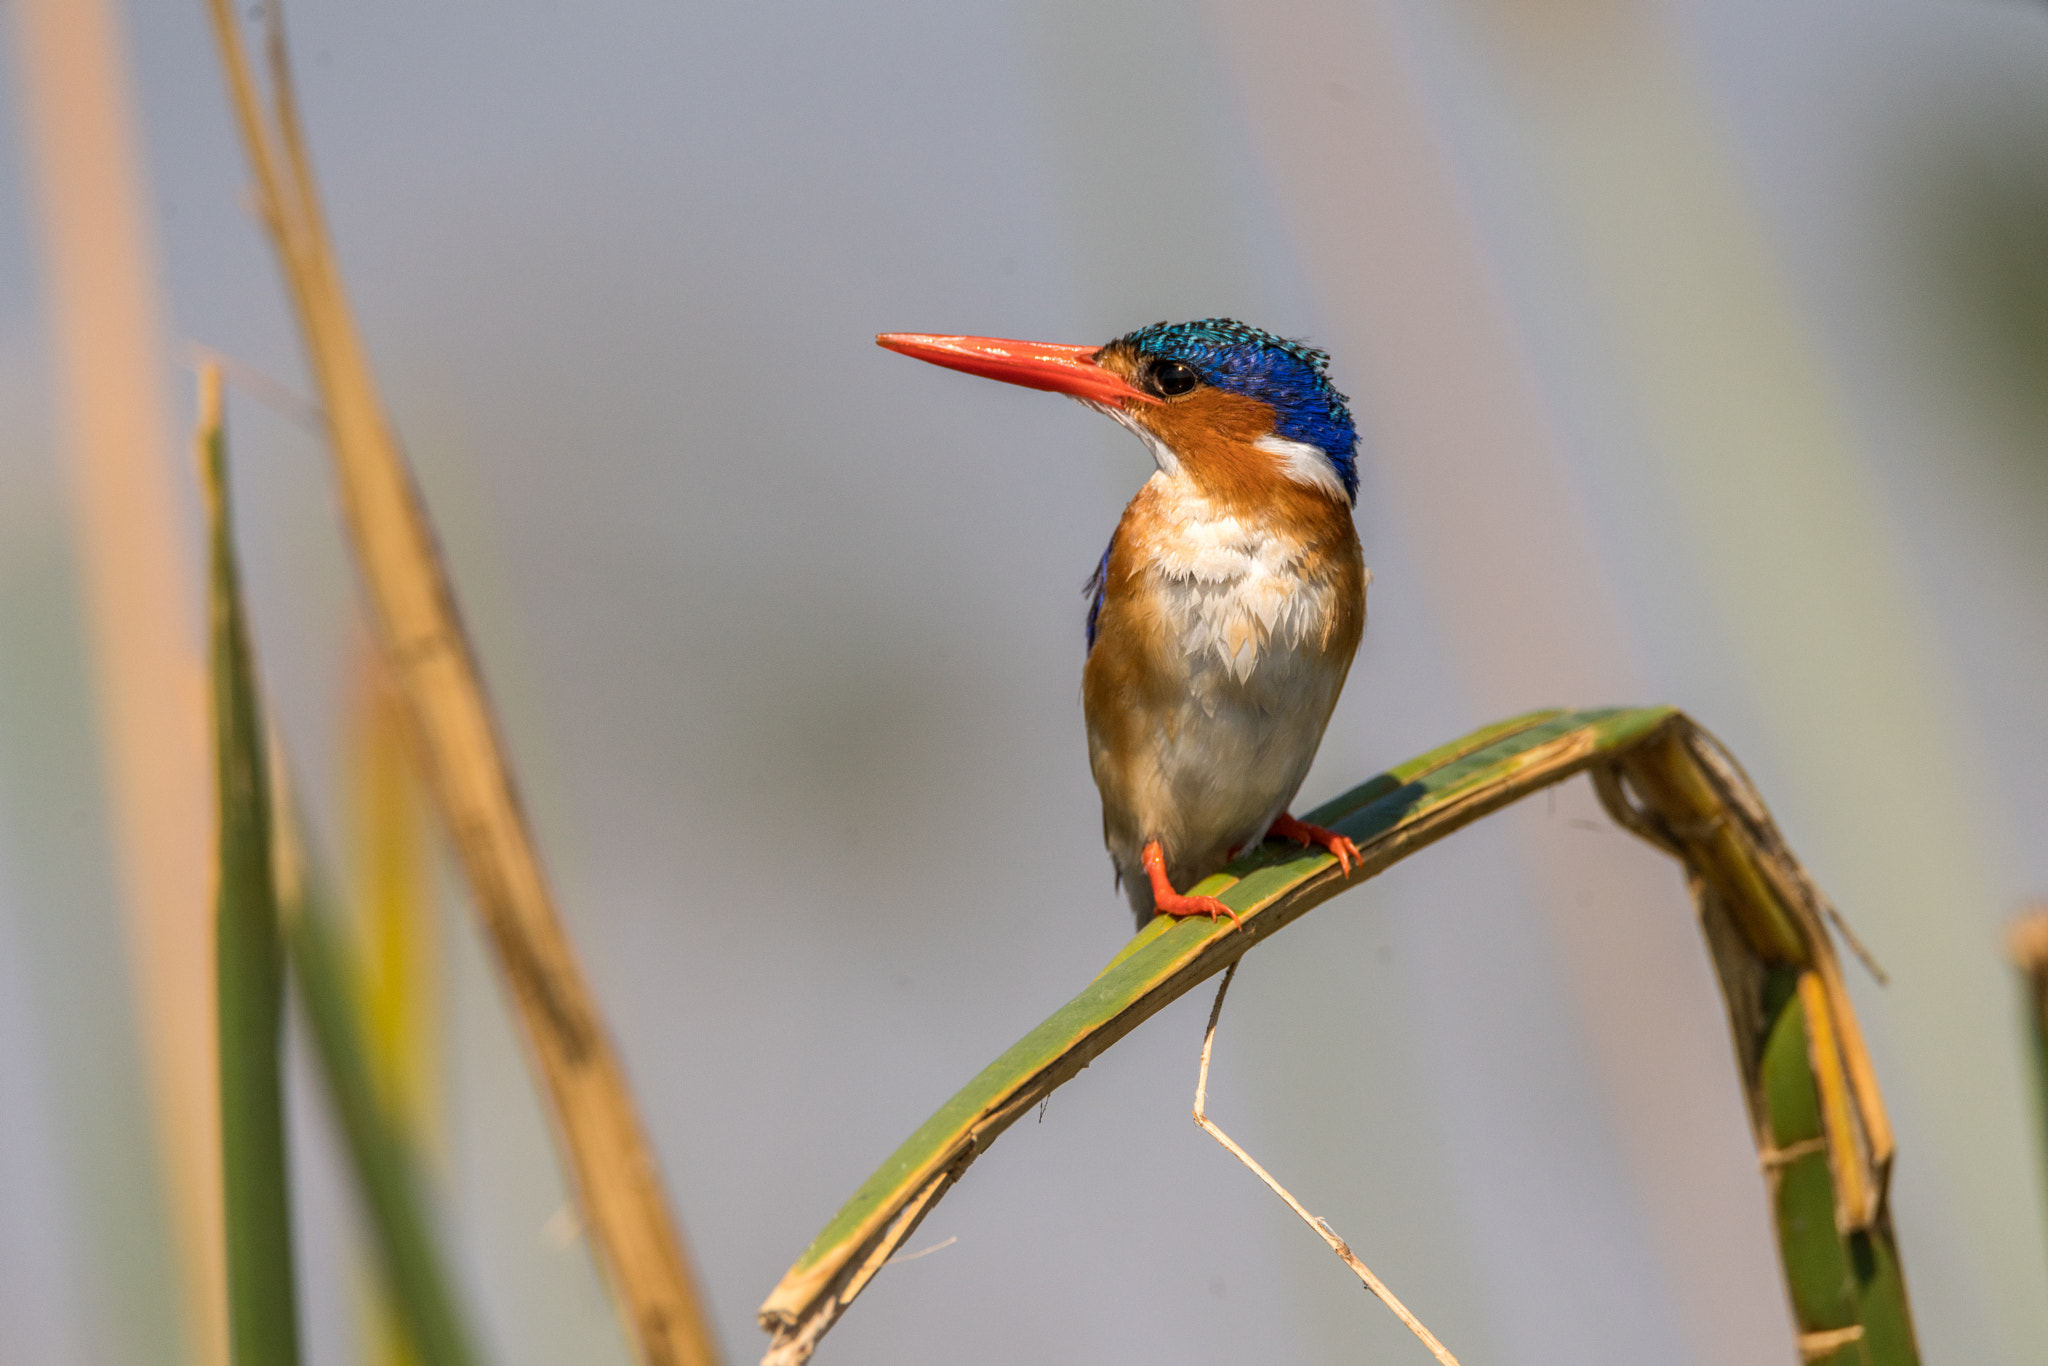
[1193,963,1461,1366]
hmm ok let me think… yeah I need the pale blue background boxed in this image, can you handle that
[3,2,2047,1363]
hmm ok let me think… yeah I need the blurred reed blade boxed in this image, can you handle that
[2007,908,2048,1244]
[199,6,720,1364]
[268,767,483,1366]
[199,365,301,1366]
[758,708,1921,1366]
[346,642,445,1366]
[348,645,440,1150]
[13,0,223,1355]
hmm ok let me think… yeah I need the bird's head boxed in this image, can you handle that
[878,318,1359,507]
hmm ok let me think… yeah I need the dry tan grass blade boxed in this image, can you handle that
[201,4,720,1362]
[1194,963,1461,1366]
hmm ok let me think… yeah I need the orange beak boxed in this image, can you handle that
[876,332,1160,407]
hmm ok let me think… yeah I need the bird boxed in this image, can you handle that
[877,320,1367,931]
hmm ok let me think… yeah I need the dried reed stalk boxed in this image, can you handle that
[1194,963,1460,1366]
[200,6,719,1363]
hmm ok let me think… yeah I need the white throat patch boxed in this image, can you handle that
[1095,402,1182,477]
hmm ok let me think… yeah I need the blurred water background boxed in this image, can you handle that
[3,0,2048,1363]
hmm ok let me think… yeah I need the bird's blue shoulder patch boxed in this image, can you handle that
[1084,537,1113,653]
[1112,318,1359,503]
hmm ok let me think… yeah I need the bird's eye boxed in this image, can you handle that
[1152,359,1199,396]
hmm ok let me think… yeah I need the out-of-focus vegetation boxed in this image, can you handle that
[201,367,302,1366]
[201,0,721,1360]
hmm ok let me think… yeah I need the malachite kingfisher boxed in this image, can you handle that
[878,320,1367,931]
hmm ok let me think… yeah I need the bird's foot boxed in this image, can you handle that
[1141,840,1242,930]
[1268,811,1360,877]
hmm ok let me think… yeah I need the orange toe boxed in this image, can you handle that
[1141,840,1243,930]
[1268,811,1360,877]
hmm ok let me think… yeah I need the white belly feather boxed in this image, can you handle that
[1091,476,1363,896]
[1148,496,1337,689]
